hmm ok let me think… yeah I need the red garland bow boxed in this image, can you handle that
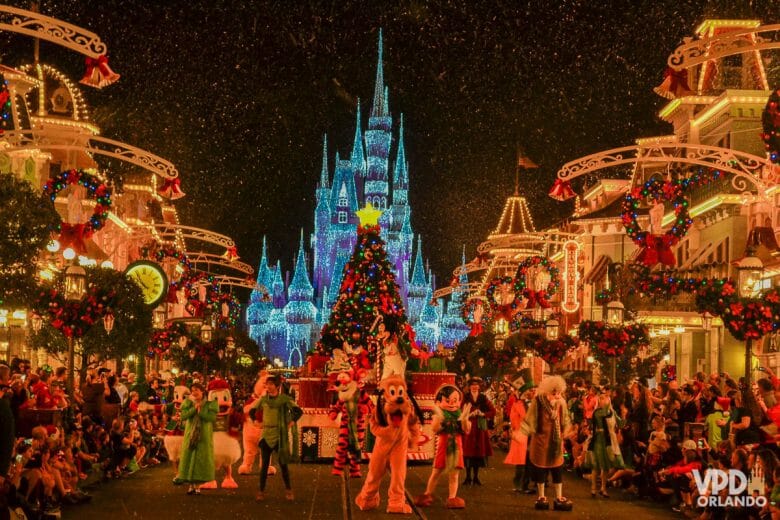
[59,222,92,255]
[469,322,484,337]
[157,177,186,200]
[548,179,576,201]
[524,289,551,309]
[222,246,239,262]
[80,55,121,89]
[636,234,677,267]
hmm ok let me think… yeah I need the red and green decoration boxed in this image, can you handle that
[516,255,560,308]
[462,297,493,337]
[696,282,780,341]
[147,321,193,359]
[761,89,780,164]
[621,178,691,267]
[33,283,117,339]
[486,275,526,321]
[0,75,11,134]
[211,292,242,329]
[578,321,649,358]
[315,220,414,359]
[154,245,193,272]
[595,287,617,305]
[43,169,112,255]
[531,335,577,366]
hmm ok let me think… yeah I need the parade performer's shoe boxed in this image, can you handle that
[221,476,238,489]
[355,493,380,511]
[285,490,294,501]
[414,494,434,507]
[463,478,472,486]
[553,497,573,511]
[268,465,277,476]
[255,491,265,502]
[386,502,412,514]
[534,497,550,510]
[331,468,343,477]
[598,490,609,498]
[445,497,466,509]
[186,486,195,495]
[172,476,184,485]
[237,466,252,475]
[199,480,218,489]
[473,477,482,486]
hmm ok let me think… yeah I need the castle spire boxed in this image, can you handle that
[350,99,365,168]
[371,29,387,119]
[411,234,426,286]
[290,230,314,299]
[320,134,329,187]
[393,113,408,189]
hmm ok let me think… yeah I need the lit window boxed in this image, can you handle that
[338,211,347,223]
[339,196,347,207]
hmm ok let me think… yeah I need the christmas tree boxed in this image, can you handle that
[317,203,412,361]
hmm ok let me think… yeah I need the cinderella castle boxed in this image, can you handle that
[246,31,469,366]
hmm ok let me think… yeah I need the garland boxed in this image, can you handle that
[154,245,192,272]
[33,284,116,339]
[578,321,649,358]
[595,288,616,305]
[761,89,780,164]
[461,297,493,337]
[531,335,577,366]
[509,314,555,333]
[43,169,112,255]
[147,321,192,359]
[485,276,525,320]
[515,255,560,308]
[212,292,242,329]
[0,75,10,134]
[622,178,690,267]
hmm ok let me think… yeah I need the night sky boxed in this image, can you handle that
[3,1,779,292]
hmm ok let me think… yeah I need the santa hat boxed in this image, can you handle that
[715,396,730,412]
[207,378,230,392]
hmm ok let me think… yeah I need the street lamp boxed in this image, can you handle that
[102,312,115,335]
[606,300,625,326]
[30,313,43,333]
[153,307,166,329]
[735,250,764,391]
[545,318,560,340]
[200,323,212,343]
[701,311,714,332]
[64,263,86,398]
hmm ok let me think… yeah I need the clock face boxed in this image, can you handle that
[125,261,168,307]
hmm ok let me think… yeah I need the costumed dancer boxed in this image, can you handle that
[328,369,371,478]
[238,370,276,475]
[355,374,421,514]
[251,374,303,502]
[377,316,406,380]
[200,378,241,489]
[462,377,495,486]
[588,388,623,498]
[505,369,535,492]
[164,383,190,484]
[177,382,217,495]
[519,375,574,511]
[414,384,471,509]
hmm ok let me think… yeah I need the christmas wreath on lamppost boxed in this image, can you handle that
[515,255,560,308]
[461,296,493,337]
[43,169,112,255]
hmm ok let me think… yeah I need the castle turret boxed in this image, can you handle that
[416,284,441,348]
[439,249,470,347]
[365,30,391,215]
[314,135,331,288]
[247,236,274,348]
[284,232,317,366]
[407,235,428,324]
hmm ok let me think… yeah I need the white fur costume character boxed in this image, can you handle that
[163,385,189,482]
[238,372,276,475]
[200,378,241,489]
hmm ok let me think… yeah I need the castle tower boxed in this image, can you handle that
[246,236,273,349]
[364,30,391,218]
[351,101,366,197]
[439,248,470,347]
[284,232,317,366]
[313,135,331,289]
[407,235,428,324]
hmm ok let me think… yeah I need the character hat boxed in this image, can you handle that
[681,439,697,451]
[207,378,230,392]
[715,396,731,412]
[512,368,535,393]
[467,376,483,386]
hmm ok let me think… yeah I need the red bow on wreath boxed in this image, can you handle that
[636,234,677,267]
[524,290,551,309]
[469,322,484,337]
[80,55,121,89]
[157,177,186,200]
[548,179,576,201]
[59,222,93,255]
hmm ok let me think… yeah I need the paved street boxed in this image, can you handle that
[63,460,680,520]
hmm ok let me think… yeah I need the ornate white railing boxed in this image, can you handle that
[186,252,254,275]
[130,224,235,249]
[1,130,178,179]
[556,143,774,195]
[0,6,107,58]
[668,24,780,71]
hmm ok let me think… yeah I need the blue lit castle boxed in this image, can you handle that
[246,32,470,366]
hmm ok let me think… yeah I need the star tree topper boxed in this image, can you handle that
[355,202,383,226]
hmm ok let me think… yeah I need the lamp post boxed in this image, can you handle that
[606,300,625,383]
[736,251,764,390]
[200,323,212,374]
[545,319,560,340]
[64,262,86,398]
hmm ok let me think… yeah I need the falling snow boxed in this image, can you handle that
[4,0,778,288]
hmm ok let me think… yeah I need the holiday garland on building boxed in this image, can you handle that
[0,75,11,134]
[578,321,649,358]
[761,88,780,164]
[531,335,577,366]
[316,208,414,361]
[33,283,117,339]
[516,255,560,308]
[485,275,525,320]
